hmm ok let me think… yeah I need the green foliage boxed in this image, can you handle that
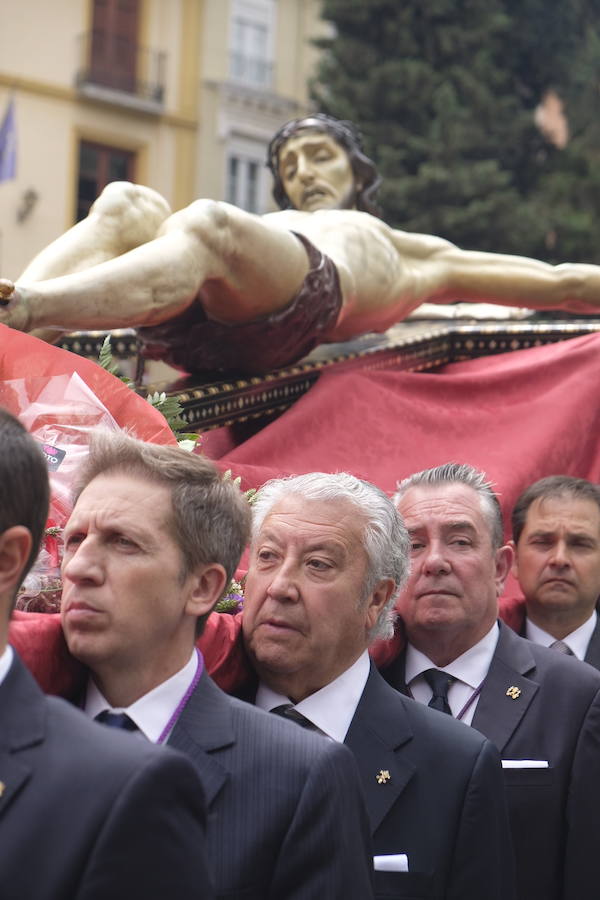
[314,0,600,263]
[97,337,197,443]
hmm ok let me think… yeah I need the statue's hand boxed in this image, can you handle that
[0,280,32,332]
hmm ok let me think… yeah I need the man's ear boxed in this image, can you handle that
[507,539,519,578]
[494,543,514,597]
[0,526,32,594]
[365,578,396,632]
[185,563,229,619]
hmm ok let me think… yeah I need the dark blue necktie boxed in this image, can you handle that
[271,703,318,731]
[423,668,455,715]
[95,710,138,731]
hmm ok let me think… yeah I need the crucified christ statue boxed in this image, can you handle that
[1,114,599,374]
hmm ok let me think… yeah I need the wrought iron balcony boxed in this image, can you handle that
[229,51,273,90]
[76,31,166,111]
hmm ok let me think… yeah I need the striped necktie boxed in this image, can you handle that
[550,639,574,655]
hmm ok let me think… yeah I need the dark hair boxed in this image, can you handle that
[0,408,50,596]
[394,462,505,550]
[512,475,600,544]
[74,431,251,632]
[267,113,382,216]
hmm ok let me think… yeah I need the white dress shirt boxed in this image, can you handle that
[255,650,370,742]
[525,610,597,661]
[405,623,499,725]
[85,650,199,743]
[0,645,13,686]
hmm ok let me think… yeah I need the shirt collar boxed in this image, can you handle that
[526,610,597,660]
[405,621,499,689]
[255,650,370,743]
[0,645,13,687]
[84,650,198,742]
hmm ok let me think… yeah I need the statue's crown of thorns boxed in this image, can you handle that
[267,113,365,175]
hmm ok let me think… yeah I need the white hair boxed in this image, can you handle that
[251,472,411,641]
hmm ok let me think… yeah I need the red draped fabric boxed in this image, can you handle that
[216,331,600,611]
[6,328,598,694]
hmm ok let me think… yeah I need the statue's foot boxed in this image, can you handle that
[0,281,32,332]
[0,278,15,304]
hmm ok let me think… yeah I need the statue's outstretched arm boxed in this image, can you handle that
[389,227,600,314]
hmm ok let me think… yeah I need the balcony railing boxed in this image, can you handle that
[229,51,273,90]
[76,31,166,108]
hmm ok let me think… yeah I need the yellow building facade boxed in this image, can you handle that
[0,0,327,278]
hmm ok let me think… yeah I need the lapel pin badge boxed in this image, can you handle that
[376,769,391,784]
[0,781,5,797]
[506,685,521,699]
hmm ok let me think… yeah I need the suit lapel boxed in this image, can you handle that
[0,653,47,819]
[472,623,539,753]
[584,614,600,669]
[168,669,235,808]
[345,666,415,834]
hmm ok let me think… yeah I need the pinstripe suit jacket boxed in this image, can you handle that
[168,669,374,900]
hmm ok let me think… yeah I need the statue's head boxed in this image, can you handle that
[267,113,381,216]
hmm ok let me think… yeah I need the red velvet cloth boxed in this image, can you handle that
[8,329,595,696]
[218,331,600,607]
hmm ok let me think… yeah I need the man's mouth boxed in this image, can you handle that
[542,578,574,588]
[63,600,103,622]
[260,618,300,632]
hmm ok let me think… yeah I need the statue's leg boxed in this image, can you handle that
[12,182,172,344]
[19,182,172,281]
[1,201,309,334]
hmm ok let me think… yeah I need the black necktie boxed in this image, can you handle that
[550,639,574,655]
[423,669,454,715]
[271,703,318,731]
[95,710,139,731]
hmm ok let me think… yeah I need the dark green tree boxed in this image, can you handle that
[313,0,600,262]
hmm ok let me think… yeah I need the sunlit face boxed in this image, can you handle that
[242,495,390,700]
[513,495,600,621]
[61,473,203,681]
[278,131,357,212]
[395,484,511,651]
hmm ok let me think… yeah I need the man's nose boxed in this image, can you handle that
[62,539,103,584]
[549,540,570,568]
[266,561,300,602]
[422,543,451,576]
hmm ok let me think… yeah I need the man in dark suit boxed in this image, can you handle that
[510,475,600,667]
[383,462,600,900]
[0,409,213,900]
[60,431,373,900]
[242,472,516,900]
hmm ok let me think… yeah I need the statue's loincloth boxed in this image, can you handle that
[137,232,343,375]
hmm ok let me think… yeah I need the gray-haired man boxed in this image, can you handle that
[242,471,516,900]
[383,462,600,900]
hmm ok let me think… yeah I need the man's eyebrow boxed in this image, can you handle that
[442,520,478,535]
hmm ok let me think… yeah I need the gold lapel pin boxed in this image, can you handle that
[506,686,521,699]
[0,782,5,797]
[376,769,391,784]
